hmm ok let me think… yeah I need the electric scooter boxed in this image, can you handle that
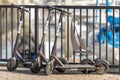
[44,11,110,75]
[7,4,31,71]
[30,6,71,73]
[30,8,52,73]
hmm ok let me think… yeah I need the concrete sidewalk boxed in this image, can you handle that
[0,66,120,80]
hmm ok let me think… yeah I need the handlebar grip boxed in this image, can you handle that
[11,4,30,13]
[46,5,71,15]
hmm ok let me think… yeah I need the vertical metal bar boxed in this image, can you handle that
[11,7,13,57]
[29,8,31,60]
[6,8,8,59]
[23,10,25,60]
[42,8,45,56]
[73,8,75,62]
[106,8,108,61]
[16,8,19,58]
[99,8,101,59]
[17,8,19,31]
[113,9,115,64]
[0,8,2,58]
[54,9,56,56]
[80,8,82,61]
[3,8,5,59]
[119,8,120,75]
[67,8,69,61]
[35,8,39,58]
[55,9,56,36]
[48,9,51,59]
[61,9,63,58]
[93,9,95,60]
[86,8,88,59]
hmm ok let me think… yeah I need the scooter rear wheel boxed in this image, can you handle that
[7,58,18,71]
[95,61,109,74]
[30,60,42,73]
[45,61,54,75]
[80,59,94,74]
[55,58,67,73]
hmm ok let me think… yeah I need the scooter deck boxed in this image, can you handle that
[55,64,95,69]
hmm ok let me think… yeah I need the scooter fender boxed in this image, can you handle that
[95,60,110,65]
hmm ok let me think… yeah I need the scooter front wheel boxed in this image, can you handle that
[80,59,94,74]
[7,58,18,71]
[95,61,109,74]
[30,60,42,73]
[55,58,67,73]
[45,61,54,75]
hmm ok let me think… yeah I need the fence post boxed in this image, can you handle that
[0,8,2,58]
[34,7,39,57]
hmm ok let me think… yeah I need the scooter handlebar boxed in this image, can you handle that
[45,5,71,15]
[11,4,30,13]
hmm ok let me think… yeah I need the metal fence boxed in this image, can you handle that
[0,5,120,73]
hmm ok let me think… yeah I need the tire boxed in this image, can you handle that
[80,59,94,74]
[45,61,54,75]
[80,59,94,65]
[55,58,67,73]
[7,58,18,71]
[95,61,109,74]
[30,59,42,73]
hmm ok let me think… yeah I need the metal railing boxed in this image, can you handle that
[0,5,120,73]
